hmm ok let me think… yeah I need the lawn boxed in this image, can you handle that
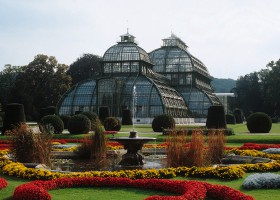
[0,123,280,199]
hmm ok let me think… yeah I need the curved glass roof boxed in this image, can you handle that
[149,33,221,117]
[149,34,210,78]
[103,33,152,64]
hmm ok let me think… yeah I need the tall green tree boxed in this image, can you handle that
[261,59,280,116]
[10,54,72,120]
[234,58,280,118]
[67,53,102,85]
[235,72,264,117]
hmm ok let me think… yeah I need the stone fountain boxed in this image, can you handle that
[110,86,156,166]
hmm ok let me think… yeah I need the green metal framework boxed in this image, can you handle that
[58,33,188,118]
[149,33,221,117]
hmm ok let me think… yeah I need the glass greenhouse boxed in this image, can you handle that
[57,33,189,122]
[149,34,221,117]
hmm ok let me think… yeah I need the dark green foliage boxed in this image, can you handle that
[67,53,102,85]
[104,117,121,131]
[81,111,100,131]
[2,103,26,134]
[39,106,57,121]
[121,109,133,125]
[99,107,110,124]
[9,55,71,121]
[226,114,236,124]
[0,112,4,132]
[206,105,227,129]
[59,115,71,129]
[234,109,243,124]
[247,112,272,133]
[40,115,64,134]
[152,114,175,132]
[68,114,91,134]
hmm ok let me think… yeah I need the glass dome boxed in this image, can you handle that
[103,33,152,64]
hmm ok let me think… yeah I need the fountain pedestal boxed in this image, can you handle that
[109,131,156,166]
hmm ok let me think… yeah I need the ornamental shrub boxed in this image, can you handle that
[152,114,175,132]
[2,103,26,134]
[242,173,280,189]
[40,115,64,134]
[104,117,121,131]
[121,109,133,125]
[226,114,236,124]
[206,105,227,129]
[99,106,110,124]
[247,112,272,133]
[234,108,244,124]
[68,114,91,134]
[81,111,100,131]
[59,115,71,129]
[10,124,52,165]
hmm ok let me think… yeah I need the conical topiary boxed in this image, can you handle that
[2,103,26,134]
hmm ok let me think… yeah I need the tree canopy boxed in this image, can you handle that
[234,59,280,117]
[7,54,72,120]
[67,53,102,85]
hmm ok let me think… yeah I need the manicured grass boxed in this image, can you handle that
[49,186,172,200]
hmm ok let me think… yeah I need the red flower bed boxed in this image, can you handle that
[13,177,254,200]
[0,177,8,189]
[239,143,280,150]
[103,131,118,135]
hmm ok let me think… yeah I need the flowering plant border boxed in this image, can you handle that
[13,177,254,200]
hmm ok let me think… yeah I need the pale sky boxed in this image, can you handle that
[1,0,280,79]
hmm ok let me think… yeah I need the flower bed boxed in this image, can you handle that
[13,177,254,200]
[239,143,280,150]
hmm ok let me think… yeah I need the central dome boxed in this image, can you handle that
[103,33,152,64]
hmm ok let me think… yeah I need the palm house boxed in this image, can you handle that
[57,33,189,123]
[149,33,221,118]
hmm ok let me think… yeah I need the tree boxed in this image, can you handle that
[67,53,102,85]
[235,72,264,117]
[261,59,280,116]
[10,54,72,120]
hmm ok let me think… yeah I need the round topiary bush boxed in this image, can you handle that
[103,117,121,131]
[59,115,71,129]
[68,114,91,134]
[40,115,64,134]
[247,112,272,133]
[81,111,100,131]
[152,114,175,132]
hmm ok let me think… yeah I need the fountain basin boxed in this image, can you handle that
[110,134,156,166]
